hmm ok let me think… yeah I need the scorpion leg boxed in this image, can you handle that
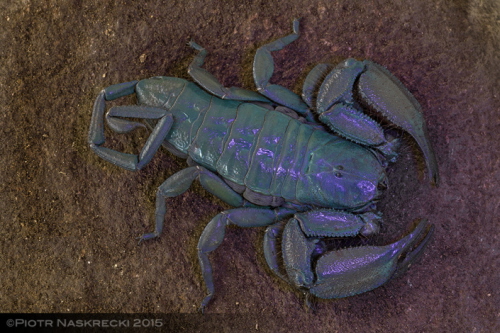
[187,41,270,102]
[197,207,294,311]
[139,166,248,242]
[252,19,314,121]
[88,82,174,171]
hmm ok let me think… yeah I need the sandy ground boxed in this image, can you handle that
[1,0,499,331]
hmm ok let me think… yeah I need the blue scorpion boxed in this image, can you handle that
[88,20,438,310]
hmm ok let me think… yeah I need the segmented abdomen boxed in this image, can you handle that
[191,100,314,202]
[138,79,332,202]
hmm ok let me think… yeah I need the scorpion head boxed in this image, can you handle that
[299,139,386,209]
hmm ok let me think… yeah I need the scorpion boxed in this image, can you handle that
[88,20,438,310]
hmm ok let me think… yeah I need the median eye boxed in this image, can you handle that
[336,165,344,170]
[335,172,343,178]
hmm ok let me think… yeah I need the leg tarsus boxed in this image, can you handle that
[198,251,215,313]
[137,190,168,243]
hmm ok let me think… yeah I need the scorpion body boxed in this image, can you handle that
[89,21,438,310]
[135,77,385,210]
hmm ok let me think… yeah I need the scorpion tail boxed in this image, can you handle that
[88,80,174,171]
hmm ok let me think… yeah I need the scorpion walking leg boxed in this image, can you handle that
[252,19,313,120]
[89,82,174,171]
[139,166,248,242]
[187,41,270,102]
[197,207,294,311]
